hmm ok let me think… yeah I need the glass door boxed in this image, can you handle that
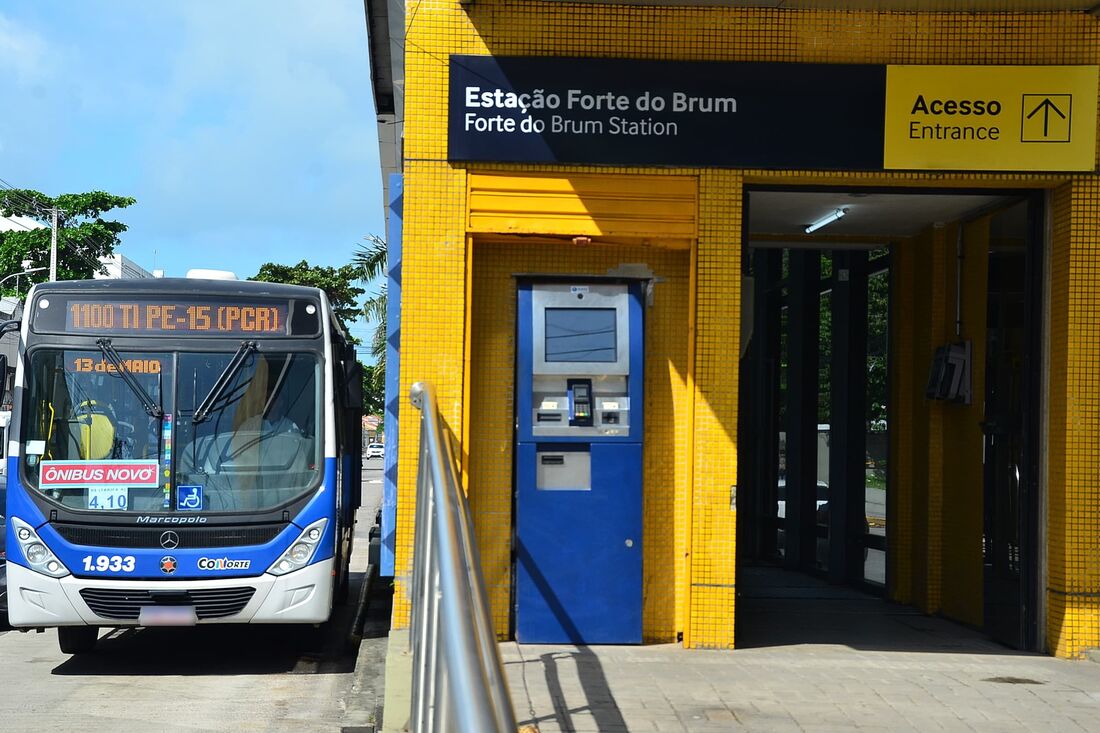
[982,197,1041,650]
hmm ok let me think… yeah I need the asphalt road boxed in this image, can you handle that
[0,459,388,733]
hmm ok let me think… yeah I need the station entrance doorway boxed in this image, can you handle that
[737,188,1043,651]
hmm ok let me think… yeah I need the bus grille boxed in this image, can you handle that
[53,523,285,549]
[79,587,257,620]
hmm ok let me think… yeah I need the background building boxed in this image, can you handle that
[365,2,1100,658]
[94,253,155,280]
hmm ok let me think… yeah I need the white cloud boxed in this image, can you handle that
[135,1,379,231]
[0,1,383,276]
[0,12,55,87]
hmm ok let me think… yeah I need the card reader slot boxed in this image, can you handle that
[536,412,563,422]
[540,454,565,465]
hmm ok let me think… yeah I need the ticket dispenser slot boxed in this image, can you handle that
[515,280,644,644]
[536,447,591,491]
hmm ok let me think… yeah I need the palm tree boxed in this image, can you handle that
[354,234,387,401]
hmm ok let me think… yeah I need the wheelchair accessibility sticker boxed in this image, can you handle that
[177,485,204,511]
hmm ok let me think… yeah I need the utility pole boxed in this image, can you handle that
[49,206,58,281]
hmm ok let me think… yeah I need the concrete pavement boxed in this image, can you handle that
[499,639,1100,732]
[382,566,1100,732]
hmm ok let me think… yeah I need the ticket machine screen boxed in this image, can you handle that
[545,308,617,362]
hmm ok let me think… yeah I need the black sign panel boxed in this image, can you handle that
[449,56,887,170]
[32,295,321,337]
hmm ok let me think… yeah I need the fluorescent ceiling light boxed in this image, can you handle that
[804,208,848,234]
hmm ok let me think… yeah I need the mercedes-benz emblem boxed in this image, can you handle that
[159,530,180,549]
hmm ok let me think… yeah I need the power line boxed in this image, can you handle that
[0,178,50,214]
[58,230,111,274]
[2,177,120,281]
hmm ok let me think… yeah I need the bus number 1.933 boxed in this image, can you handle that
[82,555,136,573]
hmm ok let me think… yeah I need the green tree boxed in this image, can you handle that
[361,362,385,415]
[353,233,388,406]
[784,250,889,431]
[355,234,387,355]
[0,189,136,295]
[866,267,889,429]
[250,260,366,336]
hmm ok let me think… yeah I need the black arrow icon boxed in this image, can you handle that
[1026,97,1067,137]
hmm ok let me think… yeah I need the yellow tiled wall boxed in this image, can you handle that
[889,218,990,629]
[940,219,991,629]
[396,1,1100,653]
[1048,178,1100,658]
[390,159,468,626]
[686,171,741,648]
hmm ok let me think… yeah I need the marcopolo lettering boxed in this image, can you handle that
[197,557,251,571]
[136,515,209,524]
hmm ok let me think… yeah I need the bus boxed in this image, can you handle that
[0,275,362,653]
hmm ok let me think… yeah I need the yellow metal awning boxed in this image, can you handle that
[468,172,698,245]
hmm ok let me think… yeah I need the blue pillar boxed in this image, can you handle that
[381,174,402,577]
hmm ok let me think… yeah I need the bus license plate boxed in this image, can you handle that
[87,486,128,511]
[139,606,198,626]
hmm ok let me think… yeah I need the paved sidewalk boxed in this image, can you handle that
[500,641,1100,732]
[384,567,1100,731]
[499,568,1100,732]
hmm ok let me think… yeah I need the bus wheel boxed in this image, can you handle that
[335,567,350,605]
[58,626,99,654]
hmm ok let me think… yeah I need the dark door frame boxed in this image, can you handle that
[737,185,1044,651]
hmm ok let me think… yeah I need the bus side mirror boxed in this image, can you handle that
[0,354,8,406]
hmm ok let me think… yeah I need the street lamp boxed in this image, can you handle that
[0,266,47,290]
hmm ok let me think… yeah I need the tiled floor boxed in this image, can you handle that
[500,567,1100,732]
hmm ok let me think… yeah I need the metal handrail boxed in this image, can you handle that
[408,382,518,733]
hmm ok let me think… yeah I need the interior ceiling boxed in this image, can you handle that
[748,190,1015,239]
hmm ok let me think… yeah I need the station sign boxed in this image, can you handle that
[449,56,887,170]
[883,65,1098,171]
[448,56,1098,172]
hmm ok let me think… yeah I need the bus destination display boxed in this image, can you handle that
[61,299,289,335]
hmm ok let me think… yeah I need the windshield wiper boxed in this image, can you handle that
[97,338,165,419]
[193,340,257,424]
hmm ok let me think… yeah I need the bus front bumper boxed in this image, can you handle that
[5,558,334,627]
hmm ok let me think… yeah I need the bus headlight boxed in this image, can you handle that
[26,543,47,564]
[267,518,327,576]
[11,517,70,578]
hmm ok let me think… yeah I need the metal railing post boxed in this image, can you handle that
[407,382,518,733]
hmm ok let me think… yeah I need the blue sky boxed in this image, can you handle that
[0,1,383,349]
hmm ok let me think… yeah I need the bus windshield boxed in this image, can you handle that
[175,352,320,512]
[19,348,321,514]
[21,349,171,511]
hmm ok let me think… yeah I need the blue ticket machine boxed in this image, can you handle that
[515,280,644,644]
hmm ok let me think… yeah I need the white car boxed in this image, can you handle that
[366,442,385,459]
[776,479,829,519]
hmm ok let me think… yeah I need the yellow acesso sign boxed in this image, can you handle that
[884,65,1098,171]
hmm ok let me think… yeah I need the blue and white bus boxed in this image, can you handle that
[1,275,362,653]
